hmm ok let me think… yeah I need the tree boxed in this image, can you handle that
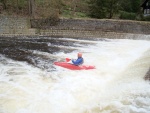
[107,0,120,18]
[0,0,7,9]
[88,0,120,19]
[120,0,141,13]
[36,0,62,19]
[28,0,35,18]
[88,0,107,18]
[131,0,141,13]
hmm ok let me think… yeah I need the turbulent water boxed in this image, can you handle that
[0,36,150,113]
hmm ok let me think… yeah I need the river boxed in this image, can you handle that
[0,36,150,113]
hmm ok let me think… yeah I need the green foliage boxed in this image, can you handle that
[120,0,141,13]
[142,15,150,21]
[61,9,71,18]
[88,0,120,19]
[76,12,87,17]
[120,11,136,20]
[0,0,7,9]
[88,0,107,18]
[60,0,89,18]
[0,0,148,21]
[107,0,120,18]
[120,0,132,12]
[131,0,141,13]
[17,0,27,10]
[61,9,88,18]
[29,0,63,18]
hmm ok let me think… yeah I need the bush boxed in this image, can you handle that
[120,11,136,20]
[76,12,88,18]
[143,15,150,21]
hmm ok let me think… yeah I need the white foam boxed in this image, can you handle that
[0,39,150,113]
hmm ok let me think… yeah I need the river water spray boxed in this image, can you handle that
[0,36,150,113]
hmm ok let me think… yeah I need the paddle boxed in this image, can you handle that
[66,58,71,62]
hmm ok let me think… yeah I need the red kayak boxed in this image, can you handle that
[54,62,95,70]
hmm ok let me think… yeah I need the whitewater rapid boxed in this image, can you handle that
[0,37,150,113]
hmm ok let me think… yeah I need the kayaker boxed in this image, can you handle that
[72,52,84,66]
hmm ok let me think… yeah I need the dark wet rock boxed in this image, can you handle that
[144,68,150,81]
[0,36,97,71]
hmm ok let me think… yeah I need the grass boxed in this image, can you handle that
[61,9,89,19]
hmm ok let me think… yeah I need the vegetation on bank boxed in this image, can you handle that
[0,0,149,21]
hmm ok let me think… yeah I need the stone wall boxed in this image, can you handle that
[0,16,150,37]
[39,29,150,40]
[31,18,150,34]
[0,16,36,35]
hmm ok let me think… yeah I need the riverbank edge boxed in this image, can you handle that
[0,30,150,40]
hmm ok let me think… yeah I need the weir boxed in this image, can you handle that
[0,16,150,80]
[0,16,150,113]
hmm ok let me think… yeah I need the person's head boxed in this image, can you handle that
[78,52,82,57]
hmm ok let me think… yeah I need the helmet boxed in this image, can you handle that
[78,52,82,57]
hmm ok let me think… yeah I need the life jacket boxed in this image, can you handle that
[72,57,84,66]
